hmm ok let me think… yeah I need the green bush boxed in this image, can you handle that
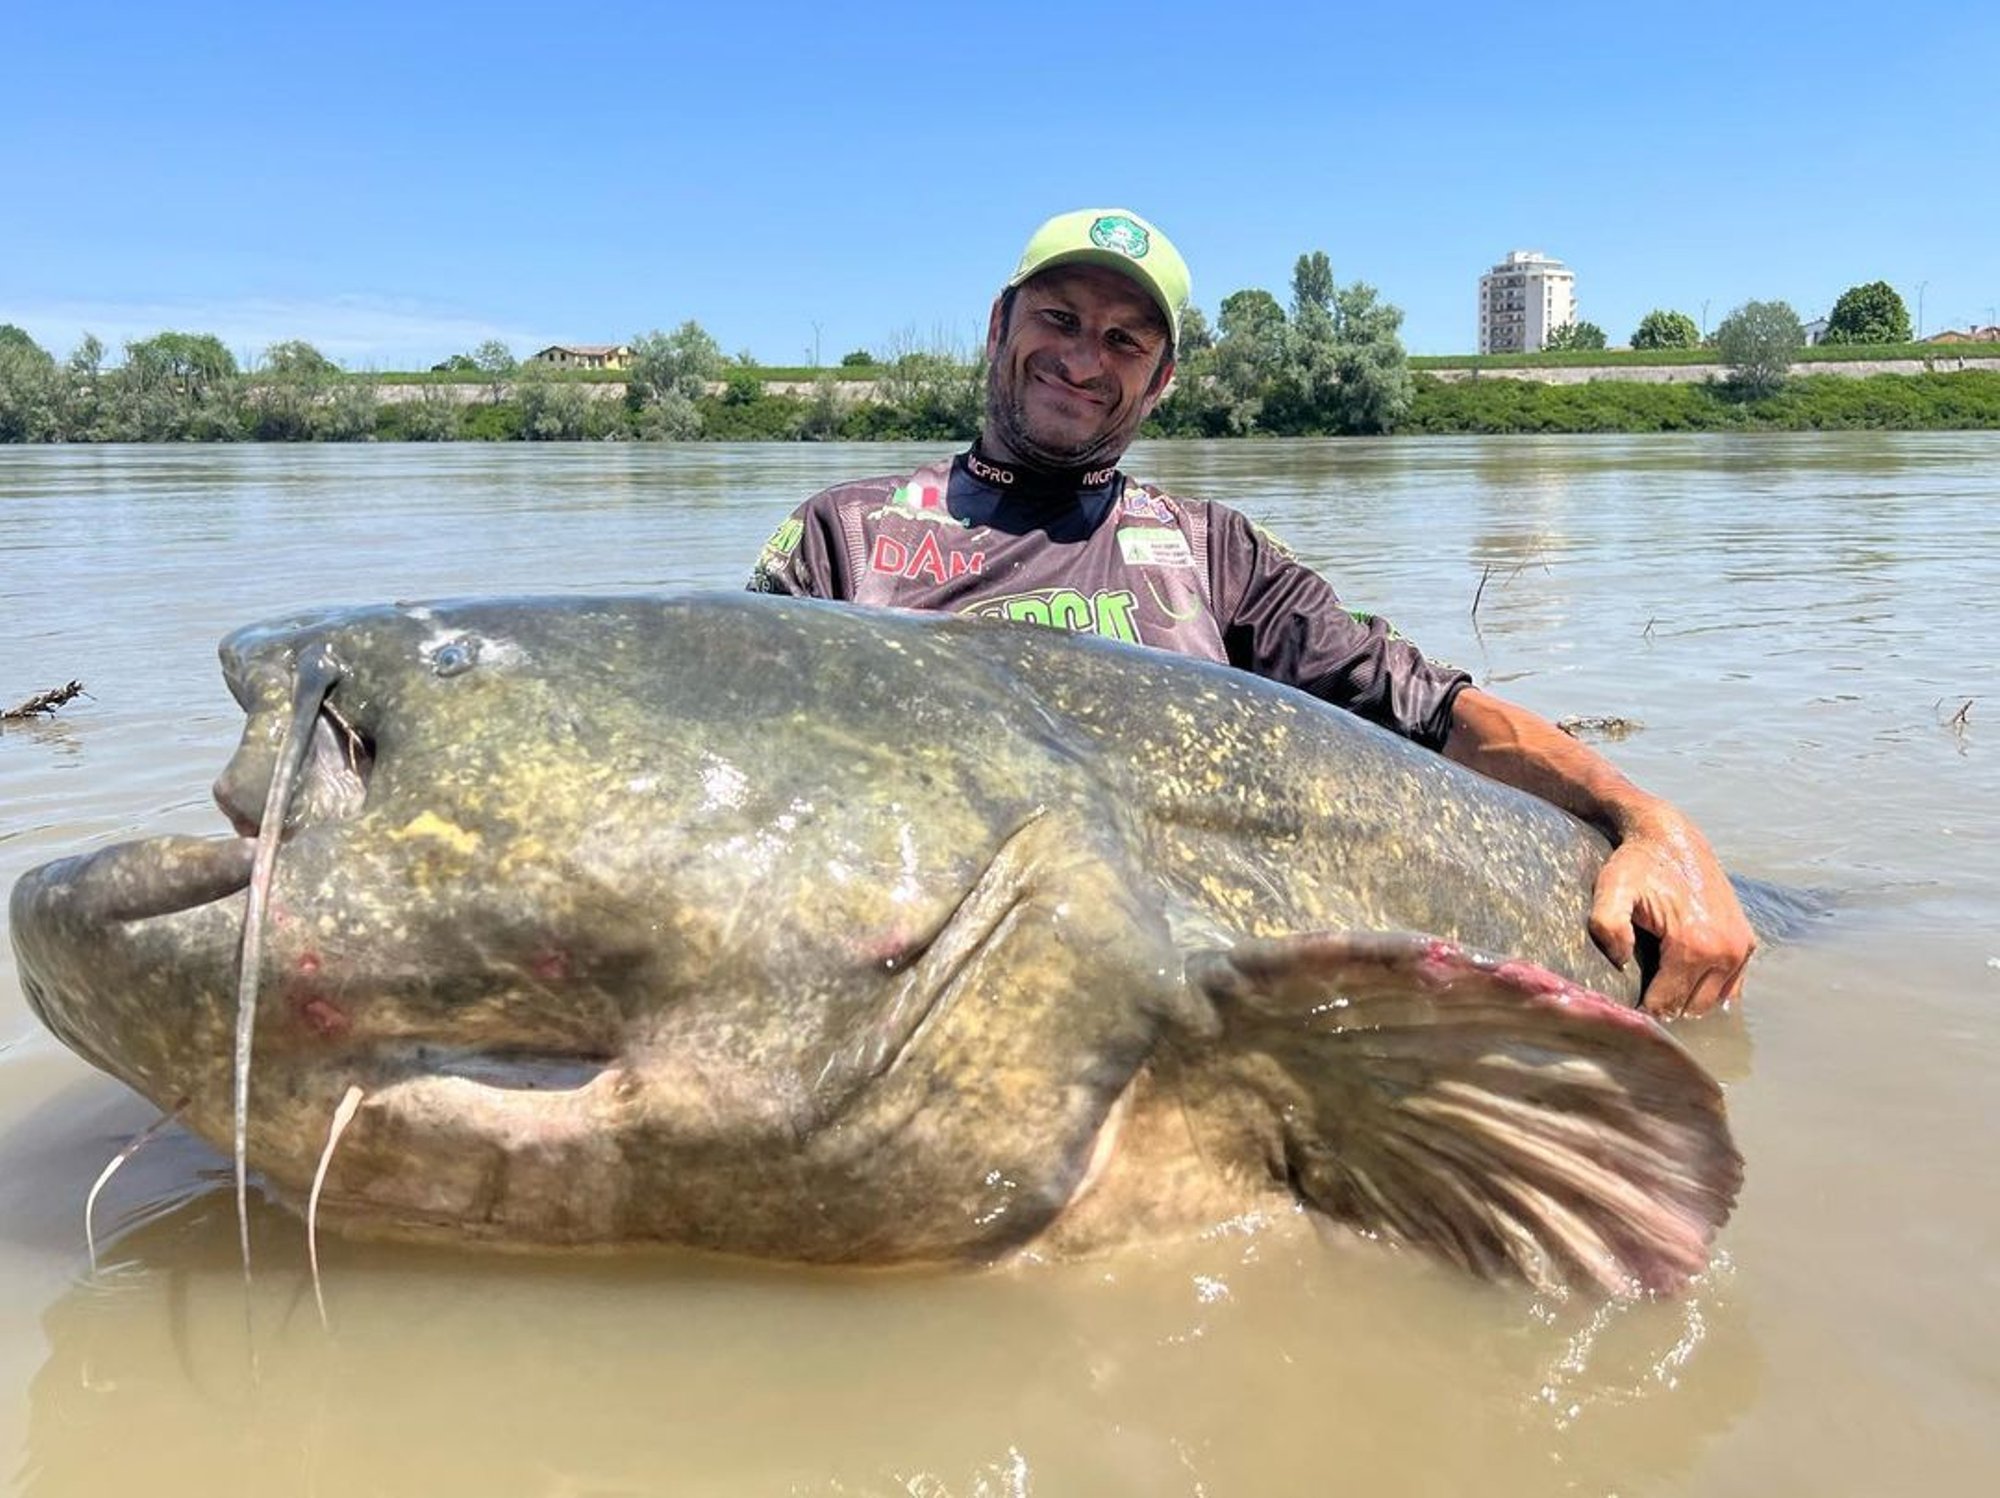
[1400,371,2000,434]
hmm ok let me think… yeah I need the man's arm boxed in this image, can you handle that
[747,492,849,598]
[1442,687,1757,1019]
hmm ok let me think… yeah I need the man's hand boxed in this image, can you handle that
[1588,812,1757,1019]
[1443,687,1757,1019]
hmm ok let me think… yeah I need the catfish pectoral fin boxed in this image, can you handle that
[1189,931,1742,1298]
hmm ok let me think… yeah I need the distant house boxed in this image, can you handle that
[529,343,634,370]
[1924,326,2000,344]
[1801,318,1829,347]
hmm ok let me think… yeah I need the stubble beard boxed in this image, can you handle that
[983,358,1134,475]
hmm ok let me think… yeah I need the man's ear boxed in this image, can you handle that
[1141,356,1177,414]
[985,296,1006,361]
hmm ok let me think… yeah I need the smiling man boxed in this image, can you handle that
[749,208,1755,1018]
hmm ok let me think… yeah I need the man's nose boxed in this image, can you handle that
[1055,330,1106,381]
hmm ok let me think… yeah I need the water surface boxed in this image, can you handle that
[3,436,1996,1494]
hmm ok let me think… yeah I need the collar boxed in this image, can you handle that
[960,443,1123,501]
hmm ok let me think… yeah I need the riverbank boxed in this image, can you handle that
[1401,369,2000,434]
[216,365,2000,440]
[10,364,2000,444]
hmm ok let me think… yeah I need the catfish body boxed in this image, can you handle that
[11,594,1735,1293]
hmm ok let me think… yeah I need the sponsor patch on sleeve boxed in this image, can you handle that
[749,516,805,590]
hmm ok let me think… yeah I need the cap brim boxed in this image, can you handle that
[1007,250,1179,345]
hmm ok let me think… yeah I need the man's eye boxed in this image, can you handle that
[1042,309,1078,330]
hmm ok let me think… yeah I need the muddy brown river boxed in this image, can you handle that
[3,436,1995,1495]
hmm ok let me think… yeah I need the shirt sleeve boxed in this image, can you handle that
[1206,504,1470,750]
[746,489,854,598]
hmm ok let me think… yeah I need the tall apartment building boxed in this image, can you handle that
[1478,251,1577,353]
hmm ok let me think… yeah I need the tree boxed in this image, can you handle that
[873,329,982,440]
[1175,304,1214,357]
[0,324,52,366]
[1713,300,1805,397]
[839,348,876,367]
[123,331,237,397]
[1266,254,1413,435]
[1821,280,1912,346]
[1218,288,1285,343]
[61,334,108,440]
[317,379,378,441]
[1543,320,1608,352]
[472,339,516,375]
[1631,309,1700,350]
[798,372,849,438]
[263,339,338,378]
[1206,288,1288,432]
[0,326,59,441]
[112,332,241,440]
[399,384,463,441]
[515,360,595,440]
[66,333,104,381]
[626,321,725,438]
[466,339,517,405]
[1290,251,1337,321]
[244,340,342,440]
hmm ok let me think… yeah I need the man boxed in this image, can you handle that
[750,208,1755,1018]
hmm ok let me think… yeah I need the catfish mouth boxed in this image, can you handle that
[211,691,374,861]
[12,692,376,935]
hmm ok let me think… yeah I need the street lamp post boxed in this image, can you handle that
[1701,299,1710,340]
[1917,282,1928,340]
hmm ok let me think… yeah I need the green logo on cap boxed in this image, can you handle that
[1089,215,1150,260]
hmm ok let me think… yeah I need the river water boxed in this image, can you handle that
[1,436,1995,1495]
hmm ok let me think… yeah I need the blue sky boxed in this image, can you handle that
[5,1,1994,368]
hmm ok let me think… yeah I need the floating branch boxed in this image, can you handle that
[1937,697,1974,733]
[1557,714,1645,742]
[1469,556,1550,620]
[2,681,89,722]
[1471,564,1495,619]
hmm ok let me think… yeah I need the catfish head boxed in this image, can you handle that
[12,595,1193,1260]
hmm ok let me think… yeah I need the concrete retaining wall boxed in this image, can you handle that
[1421,356,1996,386]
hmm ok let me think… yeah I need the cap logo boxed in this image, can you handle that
[1088,215,1150,261]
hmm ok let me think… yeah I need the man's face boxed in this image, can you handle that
[982,263,1175,471]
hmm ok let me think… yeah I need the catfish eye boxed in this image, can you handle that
[431,639,479,678]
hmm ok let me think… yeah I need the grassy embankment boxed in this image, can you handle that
[367,350,2000,437]
[1409,343,2000,372]
[1402,369,2000,433]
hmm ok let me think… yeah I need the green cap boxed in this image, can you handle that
[1006,208,1191,350]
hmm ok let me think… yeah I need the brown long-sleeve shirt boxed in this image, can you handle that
[748,447,1469,749]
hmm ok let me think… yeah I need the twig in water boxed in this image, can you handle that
[1469,556,1549,621]
[2,681,89,721]
[1558,714,1646,742]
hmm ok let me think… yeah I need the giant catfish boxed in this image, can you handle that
[10,594,1742,1294]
